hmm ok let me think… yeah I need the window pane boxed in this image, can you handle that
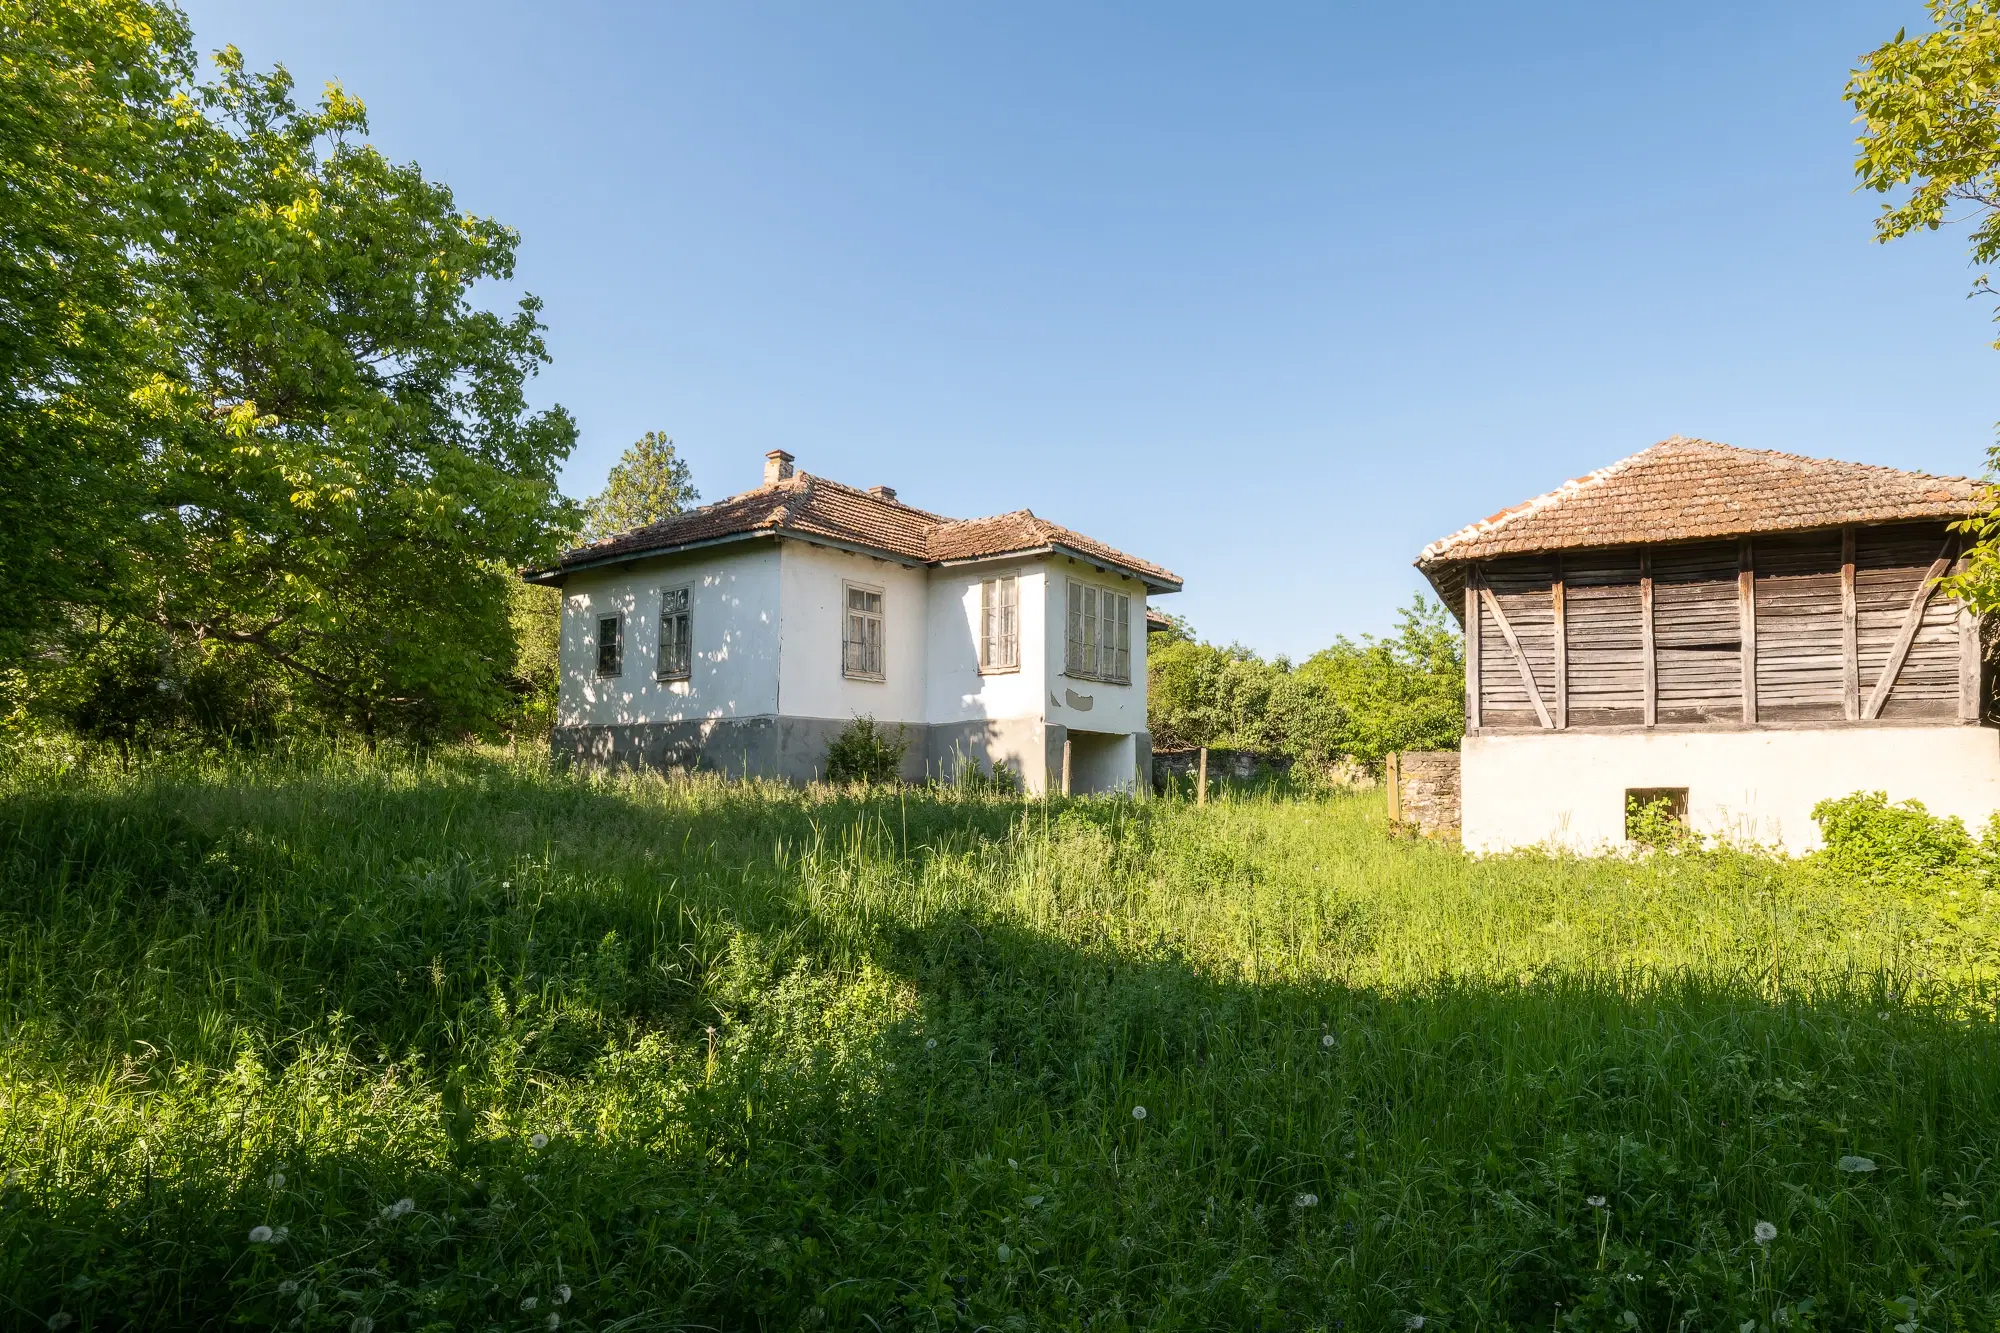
[598,616,621,674]
[1067,581,1084,673]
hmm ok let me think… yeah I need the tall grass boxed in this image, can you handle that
[3,749,1998,1329]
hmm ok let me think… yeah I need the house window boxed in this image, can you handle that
[1066,580,1131,683]
[842,583,884,679]
[657,586,691,680]
[980,575,1019,672]
[596,614,622,676]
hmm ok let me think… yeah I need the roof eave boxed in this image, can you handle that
[521,529,776,585]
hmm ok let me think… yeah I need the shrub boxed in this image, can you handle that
[1810,790,1995,888]
[824,715,908,785]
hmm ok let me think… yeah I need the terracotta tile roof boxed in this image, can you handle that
[532,472,1182,590]
[1417,437,1977,568]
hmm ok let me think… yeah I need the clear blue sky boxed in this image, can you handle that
[180,2,1995,659]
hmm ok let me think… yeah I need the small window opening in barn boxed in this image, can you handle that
[597,614,623,677]
[1625,787,1689,844]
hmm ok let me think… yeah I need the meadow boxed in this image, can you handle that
[3,751,1999,1331]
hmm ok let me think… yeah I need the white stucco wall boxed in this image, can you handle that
[557,543,782,727]
[1044,556,1150,737]
[1462,725,2000,855]
[777,542,928,724]
[924,564,1047,724]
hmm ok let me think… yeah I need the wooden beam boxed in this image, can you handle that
[1640,549,1656,728]
[1386,750,1401,821]
[1863,536,1956,721]
[1465,572,1482,731]
[1480,585,1554,729]
[1841,527,1858,722]
[1551,559,1568,730]
[1738,538,1757,725]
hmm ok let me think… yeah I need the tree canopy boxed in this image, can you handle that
[583,431,699,541]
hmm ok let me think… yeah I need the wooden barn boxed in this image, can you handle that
[1416,437,1998,852]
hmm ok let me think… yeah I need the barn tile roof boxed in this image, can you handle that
[530,471,1182,591]
[1416,437,1978,568]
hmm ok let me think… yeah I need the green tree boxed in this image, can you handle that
[1850,3,2000,611]
[583,430,698,541]
[126,50,579,739]
[0,1,187,662]
[1294,595,1463,770]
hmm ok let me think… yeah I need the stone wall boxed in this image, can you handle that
[1388,749,1460,838]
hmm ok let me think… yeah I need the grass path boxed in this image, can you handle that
[3,750,1998,1329]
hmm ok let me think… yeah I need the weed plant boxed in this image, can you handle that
[3,750,1999,1328]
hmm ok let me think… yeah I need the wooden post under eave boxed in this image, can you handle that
[1386,751,1401,822]
[1842,527,1859,721]
[1639,549,1656,728]
[1195,745,1207,806]
[1465,572,1483,732]
[1551,563,1568,730]
[1738,538,1758,725]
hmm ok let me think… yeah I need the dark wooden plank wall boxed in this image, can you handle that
[1466,522,1974,731]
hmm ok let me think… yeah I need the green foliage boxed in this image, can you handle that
[1625,791,1700,853]
[582,430,699,541]
[823,715,908,784]
[0,1,189,660]
[1295,595,1464,770]
[504,579,563,736]
[1848,5,2000,613]
[951,754,1021,796]
[1811,790,1999,888]
[8,754,2000,1325]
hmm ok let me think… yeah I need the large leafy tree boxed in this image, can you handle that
[129,51,578,737]
[583,430,698,541]
[1293,596,1463,770]
[0,0,187,662]
[1851,3,2000,610]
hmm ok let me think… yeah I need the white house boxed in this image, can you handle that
[1416,437,1998,853]
[524,450,1182,793]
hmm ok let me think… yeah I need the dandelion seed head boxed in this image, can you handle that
[272,1225,289,1242]
[47,1315,74,1331]
[1007,1159,1018,1169]
[1321,1034,1336,1048]
[1296,1192,1319,1208]
[1837,1155,1878,1173]
[529,1133,549,1150]
[1754,1220,1777,1244]
[1131,1105,1147,1121]
[555,1285,571,1304]
[521,1295,539,1310]
[1407,1318,1425,1331]
[249,1225,275,1244]
[1026,1194,1043,1207]
[925,1038,937,1050]
[996,1243,1012,1262]
[547,1316,561,1331]
[1587,1195,1607,1208]
[268,1171,286,1189]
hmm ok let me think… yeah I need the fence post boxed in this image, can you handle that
[1196,746,1208,806]
[1386,751,1401,822]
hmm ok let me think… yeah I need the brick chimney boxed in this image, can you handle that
[763,449,795,486]
[868,485,898,502]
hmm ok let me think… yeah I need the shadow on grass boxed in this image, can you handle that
[2,754,1998,1329]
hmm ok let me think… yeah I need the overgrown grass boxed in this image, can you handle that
[4,750,2000,1330]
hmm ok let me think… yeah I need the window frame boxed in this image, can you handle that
[1064,579,1132,684]
[656,585,692,682]
[596,612,623,678]
[978,574,1020,674]
[841,580,886,681]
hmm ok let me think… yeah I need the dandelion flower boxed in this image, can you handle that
[1296,1192,1319,1208]
[521,1295,539,1310]
[1131,1106,1147,1121]
[1587,1195,1607,1208]
[530,1133,549,1150]
[268,1171,286,1189]
[1754,1220,1777,1245]
[996,1243,1012,1262]
[1837,1155,1878,1173]
[555,1285,571,1304]
[249,1225,275,1244]
[1321,1034,1336,1049]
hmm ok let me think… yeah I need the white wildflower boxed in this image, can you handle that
[1587,1195,1607,1208]
[555,1284,571,1304]
[1296,1192,1319,1208]
[502,881,512,889]
[379,1197,414,1221]
[530,1133,549,1150]
[521,1294,539,1310]
[249,1225,275,1244]
[1837,1155,1877,1173]
[523,1174,540,1183]
[1131,1105,1147,1121]
[996,1243,1012,1262]
[1754,1220,1777,1245]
